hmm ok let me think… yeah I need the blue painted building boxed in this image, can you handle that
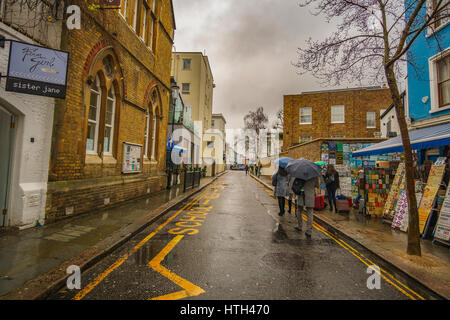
[406,0,450,127]
[405,0,450,161]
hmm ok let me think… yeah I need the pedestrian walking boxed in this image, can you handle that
[324,164,340,212]
[245,164,249,175]
[272,167,290,216]
[290,176,319,237]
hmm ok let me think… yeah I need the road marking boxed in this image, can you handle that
[72,188,210,300]
[148,235,205,300]
[252,176,426,300]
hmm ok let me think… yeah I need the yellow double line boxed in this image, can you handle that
[254,178,425,300]
[73,183,216,300]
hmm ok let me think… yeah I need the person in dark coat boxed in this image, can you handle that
[272,167,290,216]
[324,164,340,212]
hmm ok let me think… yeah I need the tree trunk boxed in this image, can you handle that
[385,67,421,256]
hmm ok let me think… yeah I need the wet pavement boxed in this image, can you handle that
[49,171,440,300]
[0,178,214,298]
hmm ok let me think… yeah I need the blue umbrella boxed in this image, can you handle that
[285,158,321,180]
[274,157,293,168]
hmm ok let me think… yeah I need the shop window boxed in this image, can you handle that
[367,111,376,128]
[331,105,345,123]
[299,107,312,124]
[87,75,101,153]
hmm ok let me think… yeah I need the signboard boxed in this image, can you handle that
[434,184,450,242]
[418,157,446,234]
[5,41,69,99]
[101,0,121,7]
[122,142,142,174]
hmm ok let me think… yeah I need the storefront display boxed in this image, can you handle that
[418,157,446,235]
[434,184,450,243]
[383,162,405,220]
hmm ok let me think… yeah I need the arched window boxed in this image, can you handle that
[150,90,160,160]
[85,52,121,158]
[104,85,116,155]
[87,75,101,153]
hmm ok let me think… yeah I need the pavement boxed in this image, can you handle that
[255,173,450,300]
[46,171,440,300]
[0,173,226,300]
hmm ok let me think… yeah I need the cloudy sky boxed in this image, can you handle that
[171,0,344,130]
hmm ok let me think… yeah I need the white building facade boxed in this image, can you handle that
[0,2,62,229]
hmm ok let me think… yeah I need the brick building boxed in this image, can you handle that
[46,0,176,222]
[283,86,393,149]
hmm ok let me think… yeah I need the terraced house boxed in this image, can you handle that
[46,0,176,222]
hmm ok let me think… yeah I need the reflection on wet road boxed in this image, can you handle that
[50,171,439,300]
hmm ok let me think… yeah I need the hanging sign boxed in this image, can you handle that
[434,184,450,242]
[122,142,142,174]
[5,40,69,99]
[101,0,121,7]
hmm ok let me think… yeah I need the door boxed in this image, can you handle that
[0,106,14,227]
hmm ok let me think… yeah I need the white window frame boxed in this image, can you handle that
[104,86,116,156]
[151,111,157,159]
[141,4,148,42]
[144,109,150,158]
[366,111,376,128]
[133,0,139,31]
[299,107,312,124]
[87,76,101,155]
[331,105,345,124]
[119,0,128,19]
[429,47,450,113]
[426,0,450,37]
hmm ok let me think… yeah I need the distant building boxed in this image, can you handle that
[211,113,227,174]
[171,52,216,175]
[380,92,405,138]
[283,86,393,149]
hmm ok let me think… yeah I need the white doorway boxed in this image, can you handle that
[0,105,15,227]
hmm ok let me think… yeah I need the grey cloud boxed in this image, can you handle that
[172,0,342,130]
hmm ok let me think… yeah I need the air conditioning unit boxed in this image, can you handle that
[373,132,382,138]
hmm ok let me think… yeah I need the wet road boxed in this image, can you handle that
[50,171,438,300]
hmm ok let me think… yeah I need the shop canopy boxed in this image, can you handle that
[352,123,450,157]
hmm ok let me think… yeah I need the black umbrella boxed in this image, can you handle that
[285,158,321,180]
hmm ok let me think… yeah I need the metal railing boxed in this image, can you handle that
[183,168,201,192]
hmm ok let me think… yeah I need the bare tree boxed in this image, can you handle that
[244,106,269,135]
[272,108,284,131]
[295,0,450,256]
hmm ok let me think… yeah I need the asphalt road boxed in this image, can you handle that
[49,171,439,300]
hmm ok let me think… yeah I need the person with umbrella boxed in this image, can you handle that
[272,157,293,216]
[286,158,321,238]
